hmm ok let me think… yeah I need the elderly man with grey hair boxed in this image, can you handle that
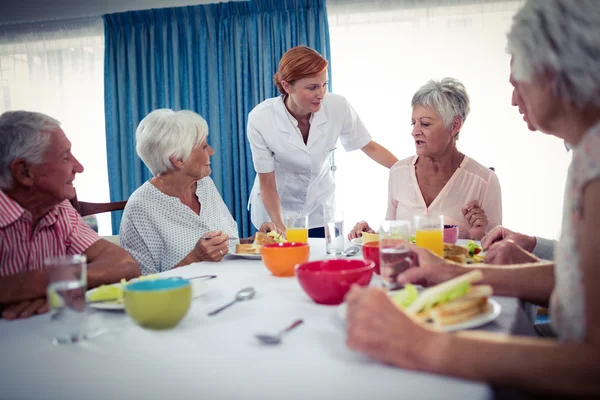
[344,0,600,397]
[349,77,502,241]
[0,111,140,320]
[120,109,276,275]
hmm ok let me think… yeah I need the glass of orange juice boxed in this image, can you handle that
[285,215,309,243]
[414,215,444,257]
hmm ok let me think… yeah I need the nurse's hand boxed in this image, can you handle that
[347,221,375,240]
[259,222,282,235]
[461,200,488,240]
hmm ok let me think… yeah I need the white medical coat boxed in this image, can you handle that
[247,94,371,229]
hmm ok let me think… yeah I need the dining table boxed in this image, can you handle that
[0,238,536,400]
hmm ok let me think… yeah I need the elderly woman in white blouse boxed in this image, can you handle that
[349,77,502,241]
[120,109,274,275]
[345,0,600,396]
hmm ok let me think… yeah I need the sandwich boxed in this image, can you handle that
[443,243,469,263]
[391,270,492,329]
[235,231,285,254]
[443,241,484,264]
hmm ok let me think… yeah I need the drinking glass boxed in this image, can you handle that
[379,220,414,287]
[285,215,309,243]
[46,255,90,344]
[324,208,344,255]
[414,215,444,257]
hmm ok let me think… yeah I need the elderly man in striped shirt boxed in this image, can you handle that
[0,111,140,320]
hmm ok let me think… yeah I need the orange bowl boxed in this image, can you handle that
[261,242,310,277]
[362,241,380,275]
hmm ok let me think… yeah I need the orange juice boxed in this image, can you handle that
[416,229,444,257]
[286,228,308,243]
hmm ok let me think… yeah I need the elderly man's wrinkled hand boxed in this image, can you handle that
[394,245,467,287]
[345,285,434,369]
[194,230,229,262]
[462,200,489,240]
[347,221,375,240]
[481,226,536,252]
[2,298,49,320]
[484,240,540,265]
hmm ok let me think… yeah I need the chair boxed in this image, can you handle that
[69,192,127,217]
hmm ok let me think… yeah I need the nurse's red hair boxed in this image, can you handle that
[273,46,328,95]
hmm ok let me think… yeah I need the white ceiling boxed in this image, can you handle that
[0,0,246,25]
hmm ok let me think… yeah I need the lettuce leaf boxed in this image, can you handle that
[420,281,471,312]
[390,284,419,308]
[267,231,286,243]
[466,241,482,257]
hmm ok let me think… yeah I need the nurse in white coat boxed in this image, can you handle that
[247,46,398,236]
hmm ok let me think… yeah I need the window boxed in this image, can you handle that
[0,19,112,234]
[328,0,571,239]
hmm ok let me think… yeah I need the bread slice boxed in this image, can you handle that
[254,232,277,246]
[429,285,492,328]
[235,243,259,254]
[431,301,489,328]
[406,270,483,315]
[444,243,468,263]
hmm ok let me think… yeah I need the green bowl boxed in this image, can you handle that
[123,278,192,330]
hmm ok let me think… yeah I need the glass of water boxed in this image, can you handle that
[324,208,344,255]
[379,220,414,288]
[45,255,89,344]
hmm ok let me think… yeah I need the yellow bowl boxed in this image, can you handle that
[361,232,379,244]
[123,278,192,330]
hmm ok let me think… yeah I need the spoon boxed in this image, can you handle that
[255,319,304,345]
[207,287,256,316]
[342,246,360,257]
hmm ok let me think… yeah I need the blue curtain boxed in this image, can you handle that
[103,0,331,236]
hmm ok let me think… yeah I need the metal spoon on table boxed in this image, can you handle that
[207,287,256,316]
[255,319,304,345]
[342,246,360,257]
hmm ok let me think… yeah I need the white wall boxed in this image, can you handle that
[0,0,245,25]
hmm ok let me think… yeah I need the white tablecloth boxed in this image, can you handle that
[0,239,534,400]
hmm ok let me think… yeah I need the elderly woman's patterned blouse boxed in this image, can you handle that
[552,121,600,340]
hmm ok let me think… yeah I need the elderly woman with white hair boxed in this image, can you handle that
[344,0,600,396]
[120,109,275,275]
[349,77,502,241]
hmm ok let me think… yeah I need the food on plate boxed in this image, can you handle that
[360,232,379,244]
[466,240,482,257]
[444,243,469,263]
[235,231,286,254]
[390,270,492,329]
[443,241,484,264]
[87,274,159,303]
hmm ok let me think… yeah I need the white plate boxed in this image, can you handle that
[231,252,262,259]
[338,297,501,332]
[86,280,211,311]
[351,238,364,246]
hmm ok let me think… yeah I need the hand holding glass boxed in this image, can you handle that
[379,220,414,287]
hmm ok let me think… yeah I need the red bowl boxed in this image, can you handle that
[295,259,375,305]
[362,241,380,274]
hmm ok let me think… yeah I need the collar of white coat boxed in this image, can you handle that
[274,95,328,152]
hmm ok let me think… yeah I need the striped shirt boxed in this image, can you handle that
[0,190,100,277]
